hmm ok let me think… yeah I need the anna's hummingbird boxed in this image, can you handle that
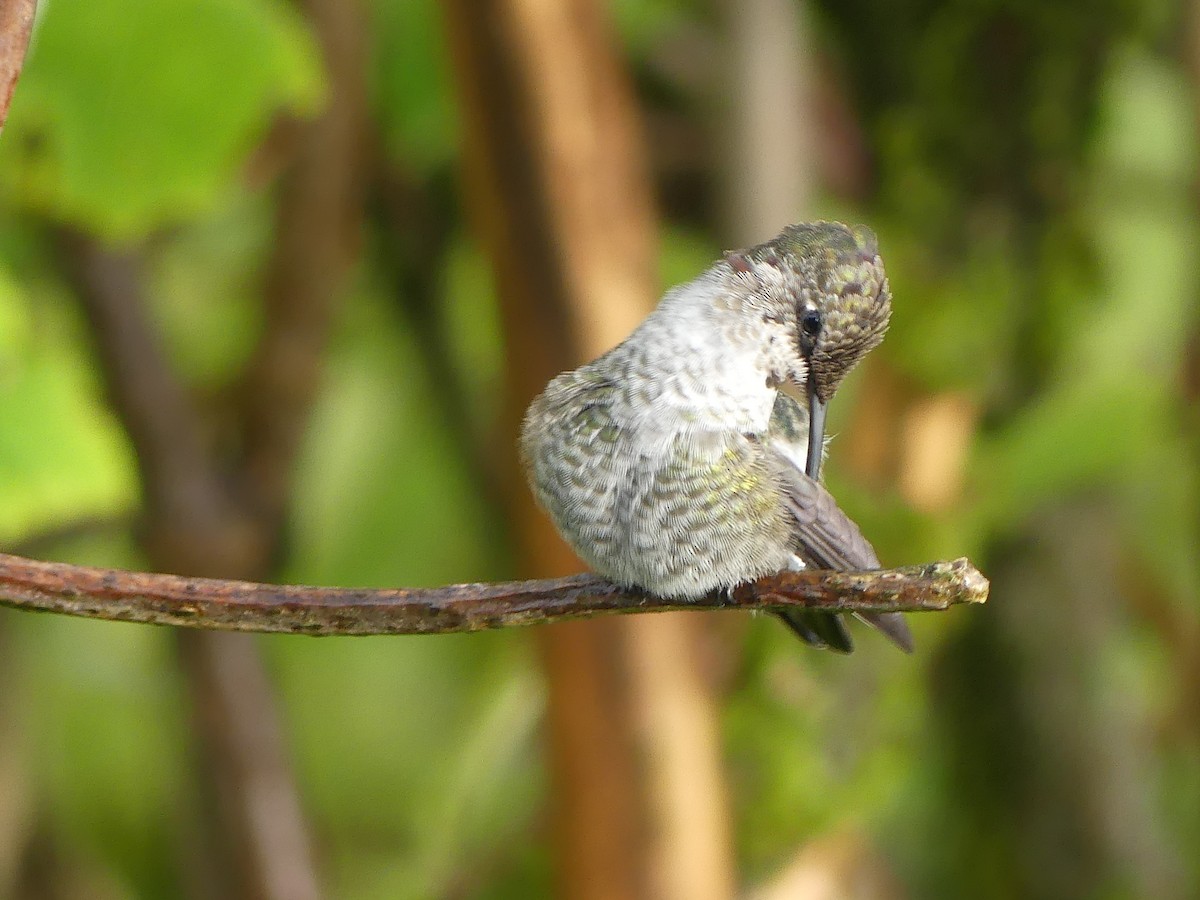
[520,222,912,652]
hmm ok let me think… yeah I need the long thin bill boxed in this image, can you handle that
[806,382,826,479]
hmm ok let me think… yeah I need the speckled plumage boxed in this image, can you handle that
[521,222,910,651]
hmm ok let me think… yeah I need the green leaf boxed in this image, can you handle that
[0,272,137,542]
[2,0,323,239]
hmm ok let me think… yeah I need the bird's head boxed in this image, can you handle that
[726,222,892,477]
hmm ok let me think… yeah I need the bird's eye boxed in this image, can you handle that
[801,309,822,336]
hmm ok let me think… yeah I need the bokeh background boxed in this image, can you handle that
[0,0,1197,898]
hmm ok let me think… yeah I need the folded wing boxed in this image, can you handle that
[764,395,913,653]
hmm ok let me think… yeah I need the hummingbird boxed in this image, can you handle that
[520,222,912,652]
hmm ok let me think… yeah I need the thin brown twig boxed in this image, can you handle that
[60,233,322,900]
[51,3,362,897]
[237,0,367,527]
[57,233,239,535]
[0,553,988,636]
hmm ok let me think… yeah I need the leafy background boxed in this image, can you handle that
[0,0,1198,898]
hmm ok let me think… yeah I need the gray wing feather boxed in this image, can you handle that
[765,396,913,653]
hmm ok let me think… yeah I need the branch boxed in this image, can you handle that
[58,232,321,900]
[55,237,210,484]
[236,0,367,525]
[0,553,988,636]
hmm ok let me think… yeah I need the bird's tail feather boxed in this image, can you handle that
[775,610,914,654]
[775,610,853,653]
[855,611,914,653]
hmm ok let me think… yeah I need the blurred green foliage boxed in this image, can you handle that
[2,0,321,239]
[1,0,1197,897]
[0,266,134,542]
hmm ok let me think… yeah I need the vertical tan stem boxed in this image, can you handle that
[442,2,734,897]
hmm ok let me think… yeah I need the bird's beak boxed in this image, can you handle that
[806,379,826,479]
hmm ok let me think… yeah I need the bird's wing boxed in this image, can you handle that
[766,451,882,571]
[764,395,913,653]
